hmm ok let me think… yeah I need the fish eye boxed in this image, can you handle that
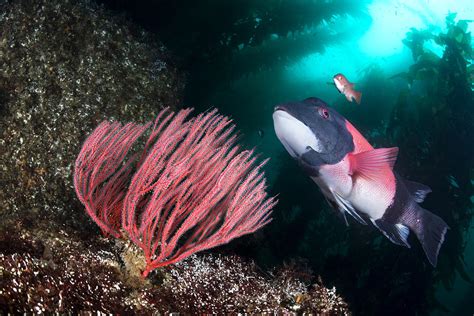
[318,107,330,119]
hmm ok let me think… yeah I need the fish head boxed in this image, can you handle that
[333,73,347,92]
[273,97,353,161]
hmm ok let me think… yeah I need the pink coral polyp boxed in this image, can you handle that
[74,108,276,277]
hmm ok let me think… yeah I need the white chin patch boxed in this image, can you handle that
[273,110,321,158]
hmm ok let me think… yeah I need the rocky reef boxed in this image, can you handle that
[0,0,184,229]
[0,223,350,314]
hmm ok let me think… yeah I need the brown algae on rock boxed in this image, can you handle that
[0,224,350,314]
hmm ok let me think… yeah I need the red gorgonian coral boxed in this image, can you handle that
[74,108,276,277]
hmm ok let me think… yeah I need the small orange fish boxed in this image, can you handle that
[333,73,362,104]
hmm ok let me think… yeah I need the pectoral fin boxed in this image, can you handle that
[348,147,398,181]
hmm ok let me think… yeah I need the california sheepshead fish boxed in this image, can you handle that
[272,97,448,266]
[333,73,362,104]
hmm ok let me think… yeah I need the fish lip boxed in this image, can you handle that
[274,105,287,112]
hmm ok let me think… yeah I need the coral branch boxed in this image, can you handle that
[74,121,150,237]
[74,108,276,277]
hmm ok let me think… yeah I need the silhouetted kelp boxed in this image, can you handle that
[387,11,474,307]
[97,0,371,102]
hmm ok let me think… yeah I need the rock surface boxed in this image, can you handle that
[0,224,351,314]
[0,0,184,229]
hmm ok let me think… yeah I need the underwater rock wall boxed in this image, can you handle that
[0,0,184,229]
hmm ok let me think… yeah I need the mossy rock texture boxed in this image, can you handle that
[0,0,184,229]
[0,224,351,314]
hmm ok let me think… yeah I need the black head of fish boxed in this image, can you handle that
[273,97,354,165]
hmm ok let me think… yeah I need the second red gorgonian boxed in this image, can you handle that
[74,108,276,277]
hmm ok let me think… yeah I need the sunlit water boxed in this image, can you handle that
[286,0,474,104]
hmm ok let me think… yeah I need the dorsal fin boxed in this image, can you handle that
[344,121,373,153]
[404,180,432,203]
[371,218,411,248]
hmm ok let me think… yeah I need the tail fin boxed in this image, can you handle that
[407,206,449,267]
[353,91,362,104]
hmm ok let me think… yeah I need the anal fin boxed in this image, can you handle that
[371,218,411,248]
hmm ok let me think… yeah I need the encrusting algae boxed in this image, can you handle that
[0,0,184,228]
[0,223,350,314]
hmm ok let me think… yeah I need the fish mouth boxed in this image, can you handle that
[274,105,287,112]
